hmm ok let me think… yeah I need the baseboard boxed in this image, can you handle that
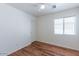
[7,41,33,56]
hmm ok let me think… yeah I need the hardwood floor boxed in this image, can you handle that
[9,41,79,56]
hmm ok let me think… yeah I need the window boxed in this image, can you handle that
[54,18,63,34]
[54,16,76,35]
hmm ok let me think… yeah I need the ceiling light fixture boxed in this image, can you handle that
[40,4,45,10]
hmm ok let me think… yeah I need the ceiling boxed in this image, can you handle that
[7,3,79,17]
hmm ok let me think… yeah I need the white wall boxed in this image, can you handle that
[36,8,79,51]
[0,4,36,55]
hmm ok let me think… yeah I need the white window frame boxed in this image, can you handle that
[54,16,76,35]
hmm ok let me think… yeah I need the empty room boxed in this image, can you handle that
[0,3,79,56]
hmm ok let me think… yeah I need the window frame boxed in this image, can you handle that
[54,16,76,35]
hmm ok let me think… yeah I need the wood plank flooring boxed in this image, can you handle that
[9,41,79,56]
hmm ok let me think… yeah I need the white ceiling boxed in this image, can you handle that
[7,3,79,17]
